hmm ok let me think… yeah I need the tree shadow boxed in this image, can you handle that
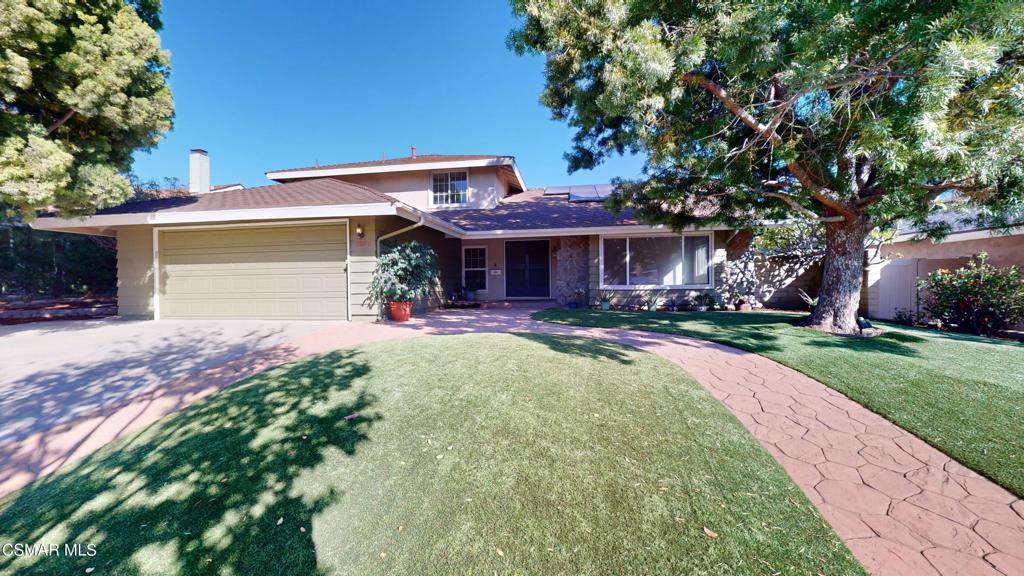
[0,348,379,575]
[510,332,635,364]
[0,324,299,446]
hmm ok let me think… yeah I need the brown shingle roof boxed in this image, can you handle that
[92,178,394,215]
[269,154,507,174]
[432,189,642,231]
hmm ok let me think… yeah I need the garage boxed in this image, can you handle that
[157,223,348,320]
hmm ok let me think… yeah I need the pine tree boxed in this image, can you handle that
[0,0,174,218]
[510,0,1024,333]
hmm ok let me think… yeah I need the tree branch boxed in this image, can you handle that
[682,72,854,220]
[45,110,75,135]
[763,191,845,222]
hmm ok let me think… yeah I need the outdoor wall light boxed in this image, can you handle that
[355,223,365,239]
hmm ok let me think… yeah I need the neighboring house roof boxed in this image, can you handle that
[265,153,528,194]
[432,188,642,232]
[91,178,392,215]
[894,207,1024,241]
[211,183,245,192]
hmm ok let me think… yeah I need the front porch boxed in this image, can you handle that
[454,236,591,306]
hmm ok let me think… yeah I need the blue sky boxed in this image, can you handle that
[131,0,646,189]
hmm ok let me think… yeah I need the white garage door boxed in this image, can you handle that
[158,223,348,320]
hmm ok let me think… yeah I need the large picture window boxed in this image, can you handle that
[601,235,713,288]
[463,246,487,291]
[432,171,468,205]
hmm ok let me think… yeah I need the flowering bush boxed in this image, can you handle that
[918,254,1024,336]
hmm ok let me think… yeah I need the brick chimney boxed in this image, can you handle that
[189,149,210,194]
[410,145,416,159]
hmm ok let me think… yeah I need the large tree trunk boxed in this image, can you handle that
[799,215,872,334]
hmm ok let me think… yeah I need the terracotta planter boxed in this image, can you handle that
[388,301,413,322]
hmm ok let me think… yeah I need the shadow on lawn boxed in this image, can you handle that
[512,332,635,364]
[0,349,378,576]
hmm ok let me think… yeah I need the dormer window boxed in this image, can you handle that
[432,171,468,206]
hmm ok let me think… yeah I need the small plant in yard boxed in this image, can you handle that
[368,241,439,322]
[568,287,587,308]
[797,288,818,311]
[695,292,716,311]
[597,290,613,310]
[918,253,1024,336]
[638,295,658,311]
[893,307,924,327]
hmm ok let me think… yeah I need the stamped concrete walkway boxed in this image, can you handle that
[2,307,1022,576]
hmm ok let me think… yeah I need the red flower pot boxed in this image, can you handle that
[388,301,413,322]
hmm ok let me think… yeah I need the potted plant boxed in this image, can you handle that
[463,286,477,302]
[598,290,612,311]
[639,295,658,312]
[694,292,715,312]
[566,287,586,309]
[368,241,439,322]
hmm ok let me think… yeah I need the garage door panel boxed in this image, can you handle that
[159,224,348,320]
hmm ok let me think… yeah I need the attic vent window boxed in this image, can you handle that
[432,171,468,206]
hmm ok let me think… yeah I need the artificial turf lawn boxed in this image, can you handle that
[534,308,1024,497]
[0,333,863,576]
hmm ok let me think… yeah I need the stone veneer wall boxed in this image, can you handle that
[552,236,590,304]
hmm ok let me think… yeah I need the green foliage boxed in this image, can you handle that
[0,218,116,297]
[368,241,439,304]
[508,0,1024,238]
[918,253,1024,336]
[752,221,824,254]
[0,0,174,218]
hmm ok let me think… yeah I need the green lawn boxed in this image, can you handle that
[0,334,862,576]
[534,308,1024,497]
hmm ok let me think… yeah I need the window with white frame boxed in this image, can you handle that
[463,246,487,291]
[600,235,713,288]
[432,171,468,205]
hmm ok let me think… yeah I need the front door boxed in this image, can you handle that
[505,240,550,298]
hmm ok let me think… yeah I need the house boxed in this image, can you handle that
[863,209,1024,320]
[32,149,732,321]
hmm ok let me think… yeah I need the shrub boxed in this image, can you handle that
[918,253,1024,336]
[368,241,439,304]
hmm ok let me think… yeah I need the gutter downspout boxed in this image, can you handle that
[376,215,426,256]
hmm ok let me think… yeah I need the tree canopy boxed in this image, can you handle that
[510,0,1024,332]
[0,0,174,218]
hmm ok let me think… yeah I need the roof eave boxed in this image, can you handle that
[31,202,398,232]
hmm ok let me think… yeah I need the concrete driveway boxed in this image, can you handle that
[0,317,333,495]
[0,318,329,445]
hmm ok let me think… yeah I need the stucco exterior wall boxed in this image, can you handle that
[880,234,1024,268]
[336,166,503,211]
[116,225,154,318]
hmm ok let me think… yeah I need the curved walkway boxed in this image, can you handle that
[3,307,1022,576]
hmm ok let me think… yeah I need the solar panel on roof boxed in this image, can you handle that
[543,185,572,196]
[568,183,614,202]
